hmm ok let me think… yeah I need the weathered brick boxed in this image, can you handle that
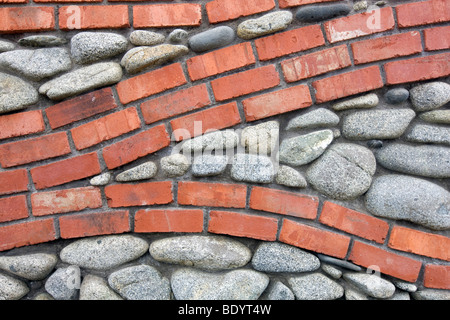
[105,181,173,208]
[208,210,278,241]
[319,201,389,244]
[279,219,351,259]
[0,132,71,168]
[424,264,450,290]
[0,169,28,196]
[0,110,45,140]
[0,7,55,33]
[133,4,202,28]
[0,219,56,252]
[135,209,204,233]
[206,0,275,24]
[141,84,211,124]
[178,181,247,209]
[102,124,170,169]
[424,26,450,51]
[396,0,450,28]
[170,102,241,142]
[243,85,312,122]
[250,186,318,220]
[31,187,102,217]
[31,152,101,190]
[211,65,280,102]
[255,25,325,61]
[186,43,256,81]
[0,195,28,223]
[59,5,129,30]
[279,0,337,8]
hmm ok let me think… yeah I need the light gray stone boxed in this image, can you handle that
[171,268,269,300]
[276,165,307,188]
[237,11,293,39]
[345,286,369,300]
[108,265,171,300]
[0,72,38,114]
[343,273,395,299]
[279,129,334,166]
[286,108,340,130]
[0,40,15,52]
[411,289,450,300]
[288,273,344,300]
[295,3,351,22]
[317,254,363,272]
[419,110,450,124]
[365,174,450,230]
[0,253,57,281]
[90,172,111,186]
[353,1,368,11]
[80,275,122,300]
[115,161,157,182]
[188,26,235,53]
[129,30,165,46]
[321,264,343,279]
[405,124,450,145]
[230,154,275,183]
[375,143,450,178]
[150,235,252,271]
[387,292,411,300]
[181,130,239,154]
[0,273,29,300]
[191,155,228,177]
[45,266,80,300]
[19,35,67,47]
[60,235,149,270]
[384,88,409,104]
[160,154,190,177]
[71,32,128,64]
[410,81,450,111]
[332,93,379,111]
[39,62,123,100]
[241,120,279,155]
[267,281,295,300]
[168,29,189,43]
[393,280,417,293]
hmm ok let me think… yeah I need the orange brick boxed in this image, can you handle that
[31,187,102,217]
[349,241,422,282]
[186,43,256,81]
[206,0,275,23]
[255,25,325,61]
[170,102,241,142]
[102,124,170,169]
[279,0,337,8]
[388,226,450,261]
[396,0,450,28]
[250,186,319,220]
[312,66,383,103]
[0,132,71,168]
[71,107,141,150]
[0,195,28,223]
[133,4,202,28]
[424,265,450,290]
[141,84,211,124]
[0,169,28,196]
[135,209,204,233]
[105,181,173,208]
[0,7,55,33]
[59,210,130,239]
[324,7,395,43]
[243,85,312,122]
[0,110,45,140]
[319,201,389,244]
[208,210,278,241]
[178,181,247,209]
[59,5,129,30]
[424,26,450,51]
[0,219,56,252]
[211,65,280,102]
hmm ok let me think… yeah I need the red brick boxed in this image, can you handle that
[170,102,241,142]
[208,210,278,241]
[282,45,351,82]
[319,201,389,244]
[45,87,118,129]
[0,110,45,140]
[0,7,55,33]
[59,210,130,239]
[105,181,173,208]
[312,66,383,103]
[135,209,204,233]
[242,85,312,122]
[116,63,187,105]
[384,52,450,85]
[424,265,450,290]
[31,152,101,190]
[250,186,318,219]
[133,4,202,28]
[324,7,395,43]
[396,0,450,28]
[0,195,28,223]
[178,181,247,209]
[0,219,56,252]
[0,0,28,3]
[0,169,28,196]
[141,84,211,124]
[59,5,129,30]
[71,107,141,150]
[102,124,170,169]
[0,132,70,168]
[351,32,423,65]
[279,219,350,259]
[424,26,450,51]
[388,226,450,261]
[211,65,280,102]
[206,0,275,24]
[37,0,101,2]
[255,25,325,61]
[31,187,102,217]
[349,241,422,282]
[186,43,256,81]
[279,0,336,8]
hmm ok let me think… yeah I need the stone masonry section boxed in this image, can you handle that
[0,0,448,301]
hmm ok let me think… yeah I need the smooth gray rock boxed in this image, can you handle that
[384,88,409,104]
[343,273,395,299]
[321,264,343,280]
[296,3,351,22]
[171,268,269,300]
[345,286,369,300]
[80,275,122,300]
[90,172,112,186]
[332,93,379,111]
[419,110,450,124]
[267,281,295,300]
[317,254,362,272]
[19,35,67,47]
[0,273,29,300]
[0,72,38,114]
[0,40,14,52]
[410,81,450,111]
[150,235,252,271]
[240,120,279,155]
[375,143,450,178]
[129,30,165,46]
[405,124,450,145]
[411,289,450,300]
[181,130,239,154]
[45,266,80,300]
[0,253,57,281]
[288,273,344,300]
[365,174,450,230]
[60,235,149,270]
[276,165,308,188]
[342,109,415,140]
[115,161,157,182]
[71,32,128,64]
[237,11,293,39]
[286,108,340,130]
[108,265,171,300]
[230,154,275,183]
[160,154,190,177]
[188,26,235,52]
[39,62,123,100]
[191,155,228,177]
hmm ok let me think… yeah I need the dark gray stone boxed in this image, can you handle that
[19,35,67,47]
[188,26,235,53]
[295,3,351,22]
[384,88,409,104]
[317,254,362,272]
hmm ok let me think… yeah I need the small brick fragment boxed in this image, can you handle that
[135,209,204,233]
